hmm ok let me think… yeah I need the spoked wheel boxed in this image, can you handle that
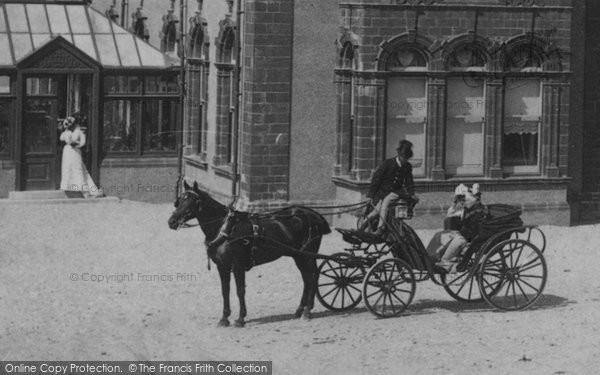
[317,252,365,312]
[478,239,547,311]
[362,258,416,318]
[511,227,546,253]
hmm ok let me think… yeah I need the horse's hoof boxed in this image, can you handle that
[301,311,312,321]
[218,319,230,327]
[234,320,245,328]
[294,307,304,318]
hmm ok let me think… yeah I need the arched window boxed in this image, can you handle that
[187,15,209,158]
[214,18,236,166]
[385,45,429,176]
[503,45,544,173]
[445,43,488,176]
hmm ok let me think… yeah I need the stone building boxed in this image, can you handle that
[177,0,580,226]
[4,0,599,226]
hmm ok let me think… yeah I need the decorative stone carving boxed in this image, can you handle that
[30,48,89,70]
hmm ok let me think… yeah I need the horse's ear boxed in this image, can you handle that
[193,181,199,192]
[183,180,191,190]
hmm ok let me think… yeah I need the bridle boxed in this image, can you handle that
[173,190,228,230]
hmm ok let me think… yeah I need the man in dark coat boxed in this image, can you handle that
[362,140,417,235]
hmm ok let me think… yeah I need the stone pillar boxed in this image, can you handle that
[542,80,562,178]
[240,0,293,201]
[334,69,352,176]
[351,76,380,181]
[485,79,504,178]
[427,77,446,180]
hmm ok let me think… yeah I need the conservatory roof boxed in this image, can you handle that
[0,2,177,69]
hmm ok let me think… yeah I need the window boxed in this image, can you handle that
[143,99,177,152]
[446,77,485,176]
[0,100,11,155]
[0,75,13,156]
[447,45,486,71]
[102,74,179,155]
[503,78,541,172]
[26,77,56,96]
[214,21,236,166]
[0,76,10,94]
[386,77,427,176]
[104,76,141,94]
[103,100,138,153]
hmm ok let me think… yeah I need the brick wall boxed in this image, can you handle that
[240,0,294,201]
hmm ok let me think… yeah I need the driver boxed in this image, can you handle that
[361,139,417,236]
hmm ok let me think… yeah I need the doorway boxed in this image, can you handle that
[21,74,92,190]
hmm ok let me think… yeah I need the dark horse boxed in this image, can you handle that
[167,181,331,327]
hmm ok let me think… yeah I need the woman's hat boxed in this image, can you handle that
[396,139,414,159]
[454,183,469,196]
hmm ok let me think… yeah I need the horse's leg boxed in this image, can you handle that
[232,266,247,327]
[301,239,322,320]
[293,257,310,318]
[217,264,231,327]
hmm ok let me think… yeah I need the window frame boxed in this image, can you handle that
[0,73,14,159]
[102,73,180,157]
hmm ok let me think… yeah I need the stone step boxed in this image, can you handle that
[4,190,120,205]
[9,190,80,200]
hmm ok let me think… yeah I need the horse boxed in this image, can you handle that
[167,181,331,327]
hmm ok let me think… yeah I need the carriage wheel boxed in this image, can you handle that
[511,227,546,253]
[478,239,547,311]
[317,253,365,312]
[362,258,416,318]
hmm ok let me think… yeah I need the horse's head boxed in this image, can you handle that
[168,181,203,230]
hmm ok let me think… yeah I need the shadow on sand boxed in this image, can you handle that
[246,294,573,325]
[408,293,573,314]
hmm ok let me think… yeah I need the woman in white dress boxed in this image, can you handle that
[59,115,102,197]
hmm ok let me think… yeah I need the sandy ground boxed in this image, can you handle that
[0,199,599,374]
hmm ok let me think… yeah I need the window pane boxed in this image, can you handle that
[446,77,485,176]
[95,34,120,66]
[0,100,11,153]
[503,78,541,167]
[386,77,427,176]
[103,100,138,153]
[143,100,177,152]
[46,5,70,34]
[0,76,10,94]
[104,76,139,94]
[26,77,56,96]
[6,4,29,32]
[0,34,12,65]
[66,5,90,34]
[11,33,33,61]
[26,5,49,33]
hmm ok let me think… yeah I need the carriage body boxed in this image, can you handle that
[317,200,548,317]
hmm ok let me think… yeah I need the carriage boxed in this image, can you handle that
[316,199,548,317]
